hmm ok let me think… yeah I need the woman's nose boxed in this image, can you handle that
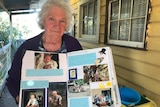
[53,20,60,26]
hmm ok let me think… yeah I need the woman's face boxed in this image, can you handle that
[43,6,67,41]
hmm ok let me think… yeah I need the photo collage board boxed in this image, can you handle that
[19,47,121,107]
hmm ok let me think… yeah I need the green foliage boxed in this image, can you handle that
[0,17,10,47]
[0,13,30,48]
[75,79,84,85]
[0,69,7,84]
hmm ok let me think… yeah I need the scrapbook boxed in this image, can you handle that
[19,47,121,107]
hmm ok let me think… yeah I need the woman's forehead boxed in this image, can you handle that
[47,6,66,17]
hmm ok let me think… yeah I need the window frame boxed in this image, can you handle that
[77,0,100,43]
[105,0,150,49]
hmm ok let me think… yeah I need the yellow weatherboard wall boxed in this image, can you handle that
[70,0,160,106]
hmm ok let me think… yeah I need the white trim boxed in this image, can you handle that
[108,40,144,48]
[107,0,149,49]
[77,0,100,43]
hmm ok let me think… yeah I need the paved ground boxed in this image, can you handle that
[0,86,18,107]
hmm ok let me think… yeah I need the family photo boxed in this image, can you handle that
[48,82,67,107]
[21,89,45,107]
[34,52,59,69]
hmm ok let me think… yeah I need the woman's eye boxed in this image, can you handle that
[49,17,55,21]
[60,20,66,24]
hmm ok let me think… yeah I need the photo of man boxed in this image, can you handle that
[48,91,62,107]
[48,82,67,107]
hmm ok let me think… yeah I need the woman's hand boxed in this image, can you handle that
[16,95,19,104]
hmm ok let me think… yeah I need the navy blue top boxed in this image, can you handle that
[6,32,82,101]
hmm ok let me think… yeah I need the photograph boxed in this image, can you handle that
[91,88,113,107]
[21,88,45,107]
[48,82,67,107]
[34,52,59,69]
[68,79,90,98]
[83,64,109,84]
[69,68,77,80]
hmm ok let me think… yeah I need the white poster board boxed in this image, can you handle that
[19,47,121,107]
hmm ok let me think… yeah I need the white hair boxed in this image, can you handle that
[38,0,74,32]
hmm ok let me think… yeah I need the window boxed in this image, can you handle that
[107,0,149,48]
[78,0,99,43]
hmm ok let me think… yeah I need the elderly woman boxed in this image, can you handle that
[6,0,82,103]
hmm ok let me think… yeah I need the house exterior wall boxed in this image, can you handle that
[70,0,160,106]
